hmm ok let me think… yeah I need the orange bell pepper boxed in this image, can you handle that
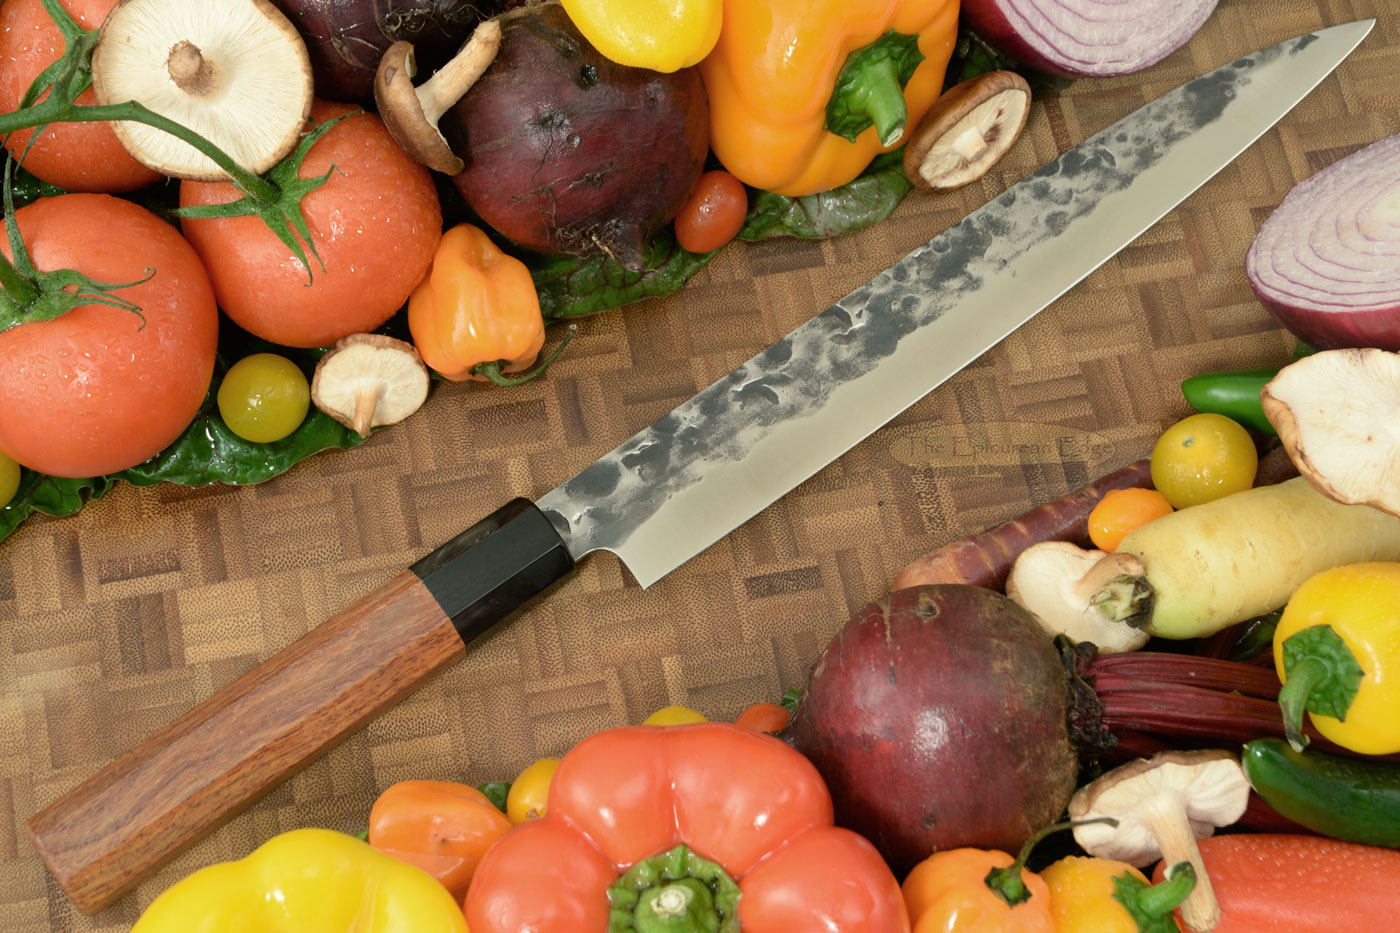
[463,722,910,932]
[407,223,569,385]
[367,779,512,901]
[698,0,960,197]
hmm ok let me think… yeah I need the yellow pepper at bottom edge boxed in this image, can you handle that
[561,0,722,73]
[132,828,468,933]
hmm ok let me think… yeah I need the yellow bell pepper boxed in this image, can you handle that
[1275,562,1400,755]
[408,223,568,386]
[131,828,468,933]
[561,0,722,73]
[1041,856,1195,933]
[698,0,960,196]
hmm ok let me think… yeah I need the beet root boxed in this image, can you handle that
[782,585,1079,875]
[442,2,709,271]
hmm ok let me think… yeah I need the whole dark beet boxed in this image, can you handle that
[271,0,505,105]
[442,2,709,271]
[783,585,1079,875]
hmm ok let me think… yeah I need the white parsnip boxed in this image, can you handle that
[1091,477,1400,639]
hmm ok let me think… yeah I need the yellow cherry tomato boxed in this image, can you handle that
[506,758,559,826]
[1150,413,1257,509]
[0,449,19,507]
[643,705,708,726]
[217,353,311,444]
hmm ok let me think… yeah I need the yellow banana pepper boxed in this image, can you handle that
[1275,562,1400,756]
[131,828,468,933]
[561,0,722,73]
[1041,856,1195,933]
[698,0,960,196]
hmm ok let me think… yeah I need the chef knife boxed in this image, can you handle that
[28,19,1373,914]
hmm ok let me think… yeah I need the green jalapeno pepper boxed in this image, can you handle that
[1242,738,1400,847]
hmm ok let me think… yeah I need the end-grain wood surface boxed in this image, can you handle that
[3,1,1396,928]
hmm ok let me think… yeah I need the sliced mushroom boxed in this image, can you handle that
[1005,542,1151,652]
[1069,750,1251,933]
[902,70,1031,192]
[1260,348,1400,518]
[91,0,314,180]
[375,20,502,174]
[311,335,431,438]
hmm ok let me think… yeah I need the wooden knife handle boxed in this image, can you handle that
[27,498,574,914]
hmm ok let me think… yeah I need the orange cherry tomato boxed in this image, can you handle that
[179,100,442,348]
[0,0,164,192]
[673,169,748,254]
[1087,487,1174,552]
[0,194,218,477]
[505,758,559,826]
[465,722,909,933]
[367,780,512,900]
[735,702,791,734]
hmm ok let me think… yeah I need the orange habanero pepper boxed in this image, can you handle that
[367,779,512,901]
[904,847,1053,933]
[408,223,568,384]
[698,0,960,196]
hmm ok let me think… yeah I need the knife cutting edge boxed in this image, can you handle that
[26,19,1374,914]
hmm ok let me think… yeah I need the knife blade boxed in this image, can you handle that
[28,19,1372,914]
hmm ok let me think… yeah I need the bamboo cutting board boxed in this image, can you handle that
[2,0,1397,928]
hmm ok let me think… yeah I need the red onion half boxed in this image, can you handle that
[960,0,1218,77]
[1246,133,1400,351]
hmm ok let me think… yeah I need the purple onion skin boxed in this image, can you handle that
[270,0,506,105]
[443,3,709,271]
[1249,288,1400,352]
[960,0,1218,78]
[780,585,1079,876]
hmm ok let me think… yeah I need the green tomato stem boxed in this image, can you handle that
[0,248,37,308]
[0,98,279,204]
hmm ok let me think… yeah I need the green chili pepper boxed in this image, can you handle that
[1241,738,1400,847]
[1180,368,1278,435]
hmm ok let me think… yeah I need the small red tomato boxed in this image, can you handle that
[735,702,791,734]
[674,170,748,254]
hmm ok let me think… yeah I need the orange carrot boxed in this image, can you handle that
[1150,834,1400,931]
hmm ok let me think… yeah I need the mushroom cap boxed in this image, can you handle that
[902,70,1031,193]
[1261,348,1400,519]
[1005,541,1151,652]
[374,42,463,175]
[91,0,314,180]
[311,334,431,438]
[1068,750,1250,867]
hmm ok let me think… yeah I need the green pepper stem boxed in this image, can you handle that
[1278,656,1327,752]
[849,58,908,146]
[1135,862,1196,918]
[472,324,578,387]
[985,817,1119,907]
[0,99,279,204]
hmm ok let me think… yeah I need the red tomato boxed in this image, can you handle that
[0,0,164,192]
[0,194,218,477]
[179,100,442,349]
[734,701,791,733]
[674,169,748,254]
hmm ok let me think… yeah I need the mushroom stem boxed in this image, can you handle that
[951,125,989,161]
[352,384,386,438]
[1072,552,1146,605]
[1140,796,1219,932]
[417,20,502,124]
[166,40,215,95]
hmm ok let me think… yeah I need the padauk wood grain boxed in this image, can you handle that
[25,570,464,915]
